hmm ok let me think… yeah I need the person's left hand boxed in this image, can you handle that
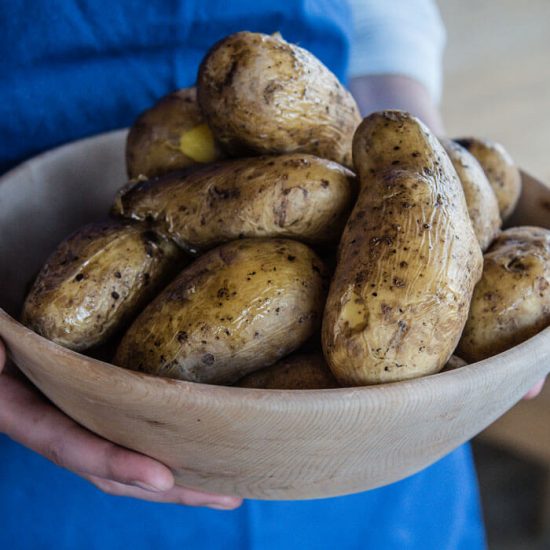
[524,378,546,400]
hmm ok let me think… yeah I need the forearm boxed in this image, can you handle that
[349,74,444,135]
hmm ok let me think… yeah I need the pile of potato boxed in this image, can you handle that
[22,31,550,389]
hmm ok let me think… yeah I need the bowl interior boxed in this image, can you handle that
[0,130,127,317]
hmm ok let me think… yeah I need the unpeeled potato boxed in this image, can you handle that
[440,138,501,251]
[113,154,356,254]
[236,353,338,389]
[126,87,224,179]
[454,137,521,220]
[457,226,550,362]
[197,31,361,167]
[22,221,183,351]
[322,111,483,386]
[114,239,328,385]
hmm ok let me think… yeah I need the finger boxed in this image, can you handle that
[0,339,5,374]
[0,373,173,491]
[1,373,242,505]
[84,474,243,510]
[523,378,546,400]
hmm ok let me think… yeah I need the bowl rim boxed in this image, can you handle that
[2,306,549,406]
[0,128,128,183]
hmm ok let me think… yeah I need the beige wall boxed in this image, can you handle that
[438,0,550,182]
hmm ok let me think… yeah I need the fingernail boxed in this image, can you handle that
[206,503,238,510]
[132,480,166,492]
[205,498,242,510]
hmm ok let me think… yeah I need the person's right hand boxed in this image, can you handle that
[0,339,242,510]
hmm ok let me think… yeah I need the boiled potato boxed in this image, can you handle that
[454,137,521,220]
[113,154,356,253]
[22,221,183,351]
[441,355,467,372]
[322,111,483,386]
[457,226,550,362]
[235,353,339,389]
[299,348,469,384]
[114,239,327,385]
[440,139,501,251]
[126,87,224,179]
[197,31,361,167]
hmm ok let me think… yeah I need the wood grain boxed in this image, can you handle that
[0,131,549,500]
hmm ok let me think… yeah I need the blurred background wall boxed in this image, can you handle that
[440,0,550,182]
[437,1,550,548]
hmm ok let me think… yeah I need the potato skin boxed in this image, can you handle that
[454,137,521,220]
[113,154,356,253]
[114,239,328,385]
[197,32,361,167]
[441,355,467,372]
[21,221,183,351]
[322,111,483,386]
[457,226,550,362]
[440,139,501,251]
[126,87,223,179]
[235,353,339,389]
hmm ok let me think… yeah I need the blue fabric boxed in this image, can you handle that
[0,2,486,548]
[0,435,485,549]
[0,0,351,174]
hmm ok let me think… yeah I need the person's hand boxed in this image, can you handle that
[524,378,546,400]
[0,339,242,510]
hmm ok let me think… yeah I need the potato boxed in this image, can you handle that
[454,137,521,220]
[457,226,550,362]
[322,111,483,386]
[22,221,183,351]
[114,239,328,385]
[235,353,339,389]
[197,31,361,167]
[440,139,501,251]
[441,355,467,372]
[113,154,356,253]
[126,87,224,179]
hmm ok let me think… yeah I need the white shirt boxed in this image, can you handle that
[348,0,446,101]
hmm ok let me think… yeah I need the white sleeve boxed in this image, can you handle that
[347,0,446,102]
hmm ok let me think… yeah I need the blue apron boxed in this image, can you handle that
[0,2,486,548]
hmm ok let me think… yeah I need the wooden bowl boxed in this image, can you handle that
[0,130,549,500]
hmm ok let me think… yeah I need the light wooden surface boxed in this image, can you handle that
[0,131,549,500]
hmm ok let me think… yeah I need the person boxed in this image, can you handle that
[0,1,545,548]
